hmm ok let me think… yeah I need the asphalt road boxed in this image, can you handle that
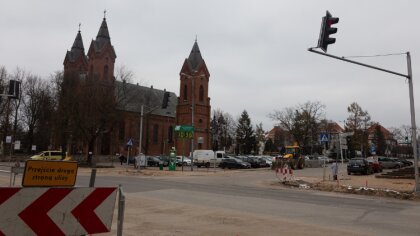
[77,171,420,236]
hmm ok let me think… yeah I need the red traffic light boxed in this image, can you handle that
[318,11,339,52]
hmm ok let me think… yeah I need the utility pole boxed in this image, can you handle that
[406,52,419,192]
[139,105,144,154]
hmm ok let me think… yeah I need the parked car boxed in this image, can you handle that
[260,156,273,167]
[347,158,373,175]
[377,156,402,169]
[317,156,334,163]
[147,156,162,167]
[389,157,412,167]
[244,156,263,168]
[219,158,251,169]
[158,156,170,167]
[30,150,73,161]
[176,156,191,166]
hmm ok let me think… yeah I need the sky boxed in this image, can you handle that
[1,0,419,132]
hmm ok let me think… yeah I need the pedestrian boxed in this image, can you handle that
[119,154,125,165]
[331,161,338,180]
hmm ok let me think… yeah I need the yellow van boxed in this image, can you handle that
[30,151,73,161]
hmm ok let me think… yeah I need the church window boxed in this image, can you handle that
[104,65,109,80]
[168,126,173,143]
[119,121,125,140]
[184,85,188,100]
[199,85,204,102]
[90,65,93,78]
[152,124,159,144]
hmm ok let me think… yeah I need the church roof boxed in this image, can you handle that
[115,81,177,117]
[87,17,116,59]
[187,41,203,70]
[65,30,86,63]
[95,18,111,50]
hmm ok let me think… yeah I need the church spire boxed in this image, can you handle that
[96,15,110,43]
[71,25,84,52]
[187,40,203,71]
[64,26,86,64]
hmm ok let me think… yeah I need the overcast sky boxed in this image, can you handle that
[1,0,419,131]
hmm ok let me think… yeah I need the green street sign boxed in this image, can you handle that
[175,125,194,139]
[175,125,194,132]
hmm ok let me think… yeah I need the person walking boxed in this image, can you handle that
[119,154,125,165]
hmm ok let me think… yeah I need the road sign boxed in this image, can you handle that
[370,144,376,153]
[14,140,20,150]
[127,138,133,147]
[175,125,194,139]
[22,160,78,187]
[320,133,329,142]
[0,187,117,236]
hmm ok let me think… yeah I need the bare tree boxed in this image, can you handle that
[268,101,326,154]
[21,75,54,152]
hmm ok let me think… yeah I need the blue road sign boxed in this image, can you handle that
[127,138,133,147]
[370,144,376,153]
[320,133,329,142]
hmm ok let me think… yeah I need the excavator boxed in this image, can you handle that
[281,144,305,169]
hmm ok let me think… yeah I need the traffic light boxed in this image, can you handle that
[8,80,21,99]
[162,91,170,108]
[318,11,339,52]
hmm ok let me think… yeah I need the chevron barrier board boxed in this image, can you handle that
[0,187,117,236]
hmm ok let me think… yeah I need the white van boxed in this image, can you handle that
[193,150,226,168]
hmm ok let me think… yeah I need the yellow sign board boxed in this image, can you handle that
[22,160,78,187]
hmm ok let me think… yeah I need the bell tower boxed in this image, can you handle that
[63,26,88,78]
[87,15,117,82]
[176,40,211,153]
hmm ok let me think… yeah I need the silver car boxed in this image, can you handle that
[377,156,402,169]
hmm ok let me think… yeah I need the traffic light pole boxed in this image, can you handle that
[308,48,419,193]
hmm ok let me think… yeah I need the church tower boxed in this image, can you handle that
[63,27,88,77]
[176,41,211,152]
[87,16,117,82]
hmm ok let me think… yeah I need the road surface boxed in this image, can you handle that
[76,170,420,236]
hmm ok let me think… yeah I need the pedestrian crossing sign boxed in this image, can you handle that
[127,138,133,147]
[320,133,329,142]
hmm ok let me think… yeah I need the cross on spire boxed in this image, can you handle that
[78,23,81,32]
[104,9,107,19]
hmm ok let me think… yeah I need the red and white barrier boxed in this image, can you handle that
[276,164,294,181]
[0,187,117,236]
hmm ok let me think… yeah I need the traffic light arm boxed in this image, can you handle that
[308,48,409,79]
[309,47,419,192]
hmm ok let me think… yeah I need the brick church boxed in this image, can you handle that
[63,16,211,156]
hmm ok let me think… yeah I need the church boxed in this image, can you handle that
[63,16,211,157]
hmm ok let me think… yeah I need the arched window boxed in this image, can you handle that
[90,65,93,78]
[153,124,159,144]
[184,84,188,100]
[199,85,204,102]
[168,126,173,143]
[103,65,109,80]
